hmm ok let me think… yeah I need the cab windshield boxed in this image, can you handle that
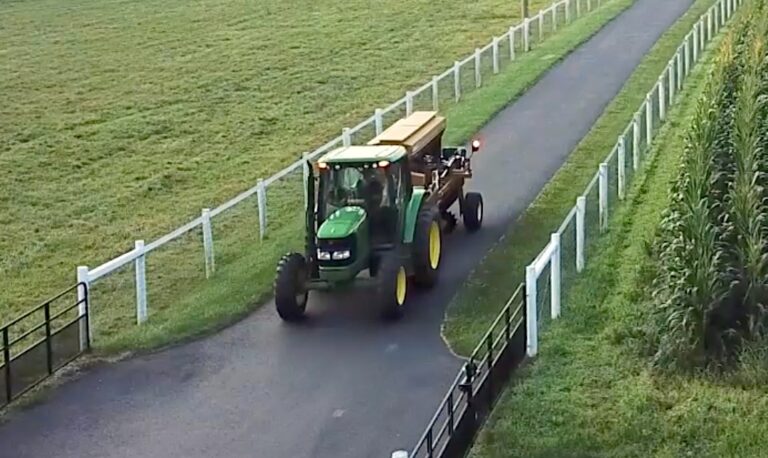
[319,163,400,220]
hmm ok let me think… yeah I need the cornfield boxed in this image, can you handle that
[649,0,768,371]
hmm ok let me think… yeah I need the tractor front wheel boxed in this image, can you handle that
[377,253,407,320]
[274,253,309,322]
[413,204,442,288]
[462,192,484,232]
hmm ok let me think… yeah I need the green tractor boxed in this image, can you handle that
[274,111,484,321]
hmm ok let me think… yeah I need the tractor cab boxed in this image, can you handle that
[310,145,411,285]
[316,146,409,247]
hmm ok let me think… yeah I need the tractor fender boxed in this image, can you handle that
[403,187,427,244]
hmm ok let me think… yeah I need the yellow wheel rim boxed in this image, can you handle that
[429,221,441,269]
[396,266,407,306]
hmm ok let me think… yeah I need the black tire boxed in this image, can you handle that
[413,203,442,288]
[369,255,381,277]
[377,252,407,320]
[274,253,309,322]
[463,192,483,232]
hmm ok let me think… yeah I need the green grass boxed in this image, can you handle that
[467,27,768,457]
[443,0,721,356]
[0,0,635,352]
[2,0,563,323]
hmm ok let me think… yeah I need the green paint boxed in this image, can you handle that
[403,188,426,243]
[317,206,367,239]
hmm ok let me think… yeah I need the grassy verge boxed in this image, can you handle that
[443,0,719,356]
[88,0,636,354]
[466,29,768,457]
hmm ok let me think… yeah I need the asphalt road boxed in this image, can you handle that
[0,0,695,456]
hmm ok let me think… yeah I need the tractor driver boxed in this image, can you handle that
[358,168,396,236]
[359,168,387,210]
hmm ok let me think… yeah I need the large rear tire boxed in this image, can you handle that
[377,253,407,320]
[413,203,442,288]
[274,253,309,322]
[463,192,483,232]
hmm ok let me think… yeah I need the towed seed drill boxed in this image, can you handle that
[273,111,484,321]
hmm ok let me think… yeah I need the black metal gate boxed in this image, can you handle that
[1,282,89,408]
[409,283,527,458]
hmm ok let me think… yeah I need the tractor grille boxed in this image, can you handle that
[316,236,356,267]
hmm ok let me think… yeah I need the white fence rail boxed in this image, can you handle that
[66,0,610,339]
[523,0,740,358]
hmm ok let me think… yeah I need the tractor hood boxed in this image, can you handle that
[317,206,367,239]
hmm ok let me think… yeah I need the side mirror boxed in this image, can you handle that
[470,139,481,153]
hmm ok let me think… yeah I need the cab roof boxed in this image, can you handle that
[316,145,407,164]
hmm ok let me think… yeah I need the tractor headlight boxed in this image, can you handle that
[317,250,331,261]
[332,250,351,260]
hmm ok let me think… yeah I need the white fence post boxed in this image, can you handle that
[550,233,561,319]
[302,152,310,207]
[342,127,351,146]
[659,71,667,121]
[645,95,653,149]
[509,26,516,60]
[523,18,531,52]
[599,163,608,232]
[405,91,414,116]
[617,137,626,201]
[553,6,558,32]
[565,0,571,23]
[135,240,148,325]
[693,25,699,63]
[76,266,90,350]
[576,197,585,272]
[714,4,720,32]
[632,114,640,170]
[707,10,713,42]
[474,48,482,88]
[684,35,691,75]
[453,61,461,102]
[587,0,592,12]
[538,11,544,42]
[719,0,725,24]
[525,265,538,357]
[677,48,683,91]
[431,76,439,111]
[492,37,499,74]
[257,179,267,240]
[202,208,215,278]
[669,59,676,102]
[576,0,581,18]
[721,0,726,25]
[374,109,383,135]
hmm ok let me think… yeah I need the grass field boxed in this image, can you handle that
[466,22,768,456]
[0,0,563,324]
[442,0,720,355]
[2,0,633,351]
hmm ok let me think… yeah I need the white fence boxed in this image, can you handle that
[62,0,612,342]
[522,0,741,358]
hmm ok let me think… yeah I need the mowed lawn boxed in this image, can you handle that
[1,0,551,323]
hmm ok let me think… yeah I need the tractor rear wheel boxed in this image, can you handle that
[413,204,442,288]
[462,192,484,232]
[377,252,407,320]
[274,253,309,322]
